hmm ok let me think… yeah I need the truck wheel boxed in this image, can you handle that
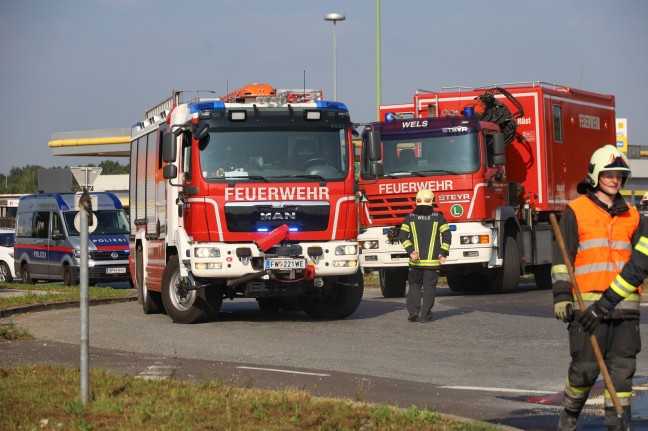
[21,265,35,285]
[447,274,468,292]
[447,273,481,293]
[379,268,407,298]
[161,255,220,324]
[532,264,552,290]
[63,265,77,286]
[489,236,521,293]
[136,247,163,314]
[0,261,12,283]
[301,271,364,319]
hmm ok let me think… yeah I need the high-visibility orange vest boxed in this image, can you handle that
[569,196,641,298]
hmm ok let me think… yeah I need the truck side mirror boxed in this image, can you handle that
[366,131,382,162]
[492,133,506,166]
[162,131,177,163]
[370,163,384,176]
[194,123,210,150]
[163,164,178,180]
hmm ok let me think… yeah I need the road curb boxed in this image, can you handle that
[0,296,137,319]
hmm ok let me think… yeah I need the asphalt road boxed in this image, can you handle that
[1,282,647,430]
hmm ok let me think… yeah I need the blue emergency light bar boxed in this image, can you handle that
[187,101,226,114]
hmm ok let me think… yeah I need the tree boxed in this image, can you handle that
[0,161,129,194]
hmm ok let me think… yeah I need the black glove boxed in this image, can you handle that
[578,302,607,333]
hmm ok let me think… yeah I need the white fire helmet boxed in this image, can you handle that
[416,189,435,206]
[642,191,648,203]
[585,144,631,188]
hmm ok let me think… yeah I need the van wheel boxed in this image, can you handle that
[161,255,219,324]
[21,265,35,285]
[63,265,77,286]
[0,262,12,283]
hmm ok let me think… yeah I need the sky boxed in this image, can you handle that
[1,0,647,175]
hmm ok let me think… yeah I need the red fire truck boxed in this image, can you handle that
[129,84,369,323]
[358,82,616,296]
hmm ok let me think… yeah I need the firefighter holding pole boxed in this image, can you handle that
[552,145,642,430]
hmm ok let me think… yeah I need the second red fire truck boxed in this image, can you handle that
[358,82,617,296]
[129,84,373,323]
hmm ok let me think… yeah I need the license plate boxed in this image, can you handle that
[265,259,306,269]
[106,267,126,274]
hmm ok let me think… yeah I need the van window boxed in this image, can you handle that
[52,212,63,236]
[63,210,129,236]
[0,232,14,247]
[16,212,33,238]
[33,212,50,239]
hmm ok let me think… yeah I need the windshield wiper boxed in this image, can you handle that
[415,169,462,175]
[382,171,427,177]
[225,175,269,183]
[289,174,328,185]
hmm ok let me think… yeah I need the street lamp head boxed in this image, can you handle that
[324,13,346,22]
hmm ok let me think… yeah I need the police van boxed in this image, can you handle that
[14,192,131,286]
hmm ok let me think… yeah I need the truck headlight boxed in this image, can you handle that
[335,245,358,256]
[195,247,220,258]
[360,240,379,250]
[459,235,489,245]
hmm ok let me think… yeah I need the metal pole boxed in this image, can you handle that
[324,13,345,102]
[80,188,89,406]
[333,20,337,101]
[376,0,381,120]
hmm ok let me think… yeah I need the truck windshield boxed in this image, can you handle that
[200,128,349,181]
[364,132,481,176]
[63,210,130,236]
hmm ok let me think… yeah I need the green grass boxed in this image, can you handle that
[0,323,34,340]
[0,365,503,431]
[0,281,134,311]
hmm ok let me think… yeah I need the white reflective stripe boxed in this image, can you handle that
[578,238,609,251]
[552,273,570,282]
[609,240,632,251]
[611,277,638,297]
[574,262,616,275]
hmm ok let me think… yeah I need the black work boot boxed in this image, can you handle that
[557,409,579,431]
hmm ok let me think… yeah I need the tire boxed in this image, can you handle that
[63,265,77,286]
[161,255,220,324]
[301,271,364,319]
[379,268,407,298]
[21,264,35,285]
[446,273,481,293]
[489,236,521,293]
[0,261,12,283]
[446,274,468,292]
[532,264,552,290]
[136,247,163,314]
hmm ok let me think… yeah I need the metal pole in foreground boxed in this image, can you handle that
[376,0,381,121]
[79,187,89,405]
[324,13,345,101]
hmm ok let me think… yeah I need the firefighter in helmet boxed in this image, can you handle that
[552,144,643,430]
[635,191,648,219]
[398,189,452,322]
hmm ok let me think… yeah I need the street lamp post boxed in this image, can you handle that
[324,13,345,101]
